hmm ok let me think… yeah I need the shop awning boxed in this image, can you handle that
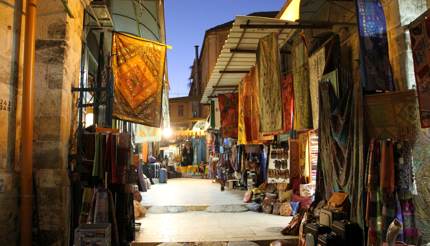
[201,15,297,103]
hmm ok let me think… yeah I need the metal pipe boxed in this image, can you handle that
[20,0,37,245]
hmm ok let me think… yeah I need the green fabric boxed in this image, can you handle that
[293,65,312,130]
[210,100,215,129]
[317,79,365,228]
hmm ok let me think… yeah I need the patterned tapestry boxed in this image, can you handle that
[218,93,238,139]
[308,47,325,129]
[293,65,312,130]
[256,33,283,134]
[281,74,294,132]
[112,32,167,127]
[364,90,419,140]
[356,0,395,92]
[409,13,430,128]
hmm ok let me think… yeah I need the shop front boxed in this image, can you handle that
[200,1,430,244]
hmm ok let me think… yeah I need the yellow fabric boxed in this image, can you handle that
[112,32,167,127]
[238,79,247,144]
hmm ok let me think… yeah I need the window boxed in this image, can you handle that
[178,105,184,117]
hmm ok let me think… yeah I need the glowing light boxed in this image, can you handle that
[85,113,94,127]
[162,127,173,138]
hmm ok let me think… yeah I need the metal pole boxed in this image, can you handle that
[20,0,37,245]
[94,31,104,126]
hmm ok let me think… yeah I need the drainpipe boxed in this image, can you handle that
[20,0,37,245]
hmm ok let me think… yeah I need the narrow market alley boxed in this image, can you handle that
[2,0,430,246]
[134,179,295,245]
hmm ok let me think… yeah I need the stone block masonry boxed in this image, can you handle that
[33,0,85,245]
[0,0,85,244]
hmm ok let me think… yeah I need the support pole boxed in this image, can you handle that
[20,0,37,245]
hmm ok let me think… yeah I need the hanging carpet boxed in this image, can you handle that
[238,67,263,144]
[355,0,395,92]
[111,32,167,127]
[256,33,283,134]
[281,74,294,132]
[218,93,239,139]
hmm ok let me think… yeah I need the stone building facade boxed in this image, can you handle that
[0,0,87,244]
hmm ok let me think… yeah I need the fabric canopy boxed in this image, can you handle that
[112,32,167,127]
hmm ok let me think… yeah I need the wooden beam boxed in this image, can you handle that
[213,85,238,89]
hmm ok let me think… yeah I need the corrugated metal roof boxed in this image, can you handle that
[201,15,296,103]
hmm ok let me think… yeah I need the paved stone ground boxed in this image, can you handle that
[133,178,296,245]
[141,178,245,207]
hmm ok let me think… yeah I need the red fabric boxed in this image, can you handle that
[243,67,261,142]
[218,93,239,138]
[281,74,294,132]
[292,194,313,210]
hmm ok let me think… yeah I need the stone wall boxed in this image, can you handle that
[382,1,430,242]
[33,0,84,244]
[382,0,427,90]
[0,0,23,244]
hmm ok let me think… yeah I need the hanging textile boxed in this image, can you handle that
[409,13,430,128]
[317,79,365,227]
[239,67,259,143]
[210,100,216,129]
[256,33,283,134]
[355,0,395,92]
[308,47,325,129]
[135,125,161,143]
[293,39,312,130]
[366,139,419,245]
[321,70,340,98]
[111,32,167,127]
[364,90,418,140]
[214,99,221,130]
[281,74,294,132]
[161,81,170,129]
[218,93,238,139]
[293,65,312,130]
[238,78,247,144]
[247,67,262,143]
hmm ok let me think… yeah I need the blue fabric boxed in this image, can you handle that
[356,0,394,91]
[258,146,268,185]
[291,201,300,216]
